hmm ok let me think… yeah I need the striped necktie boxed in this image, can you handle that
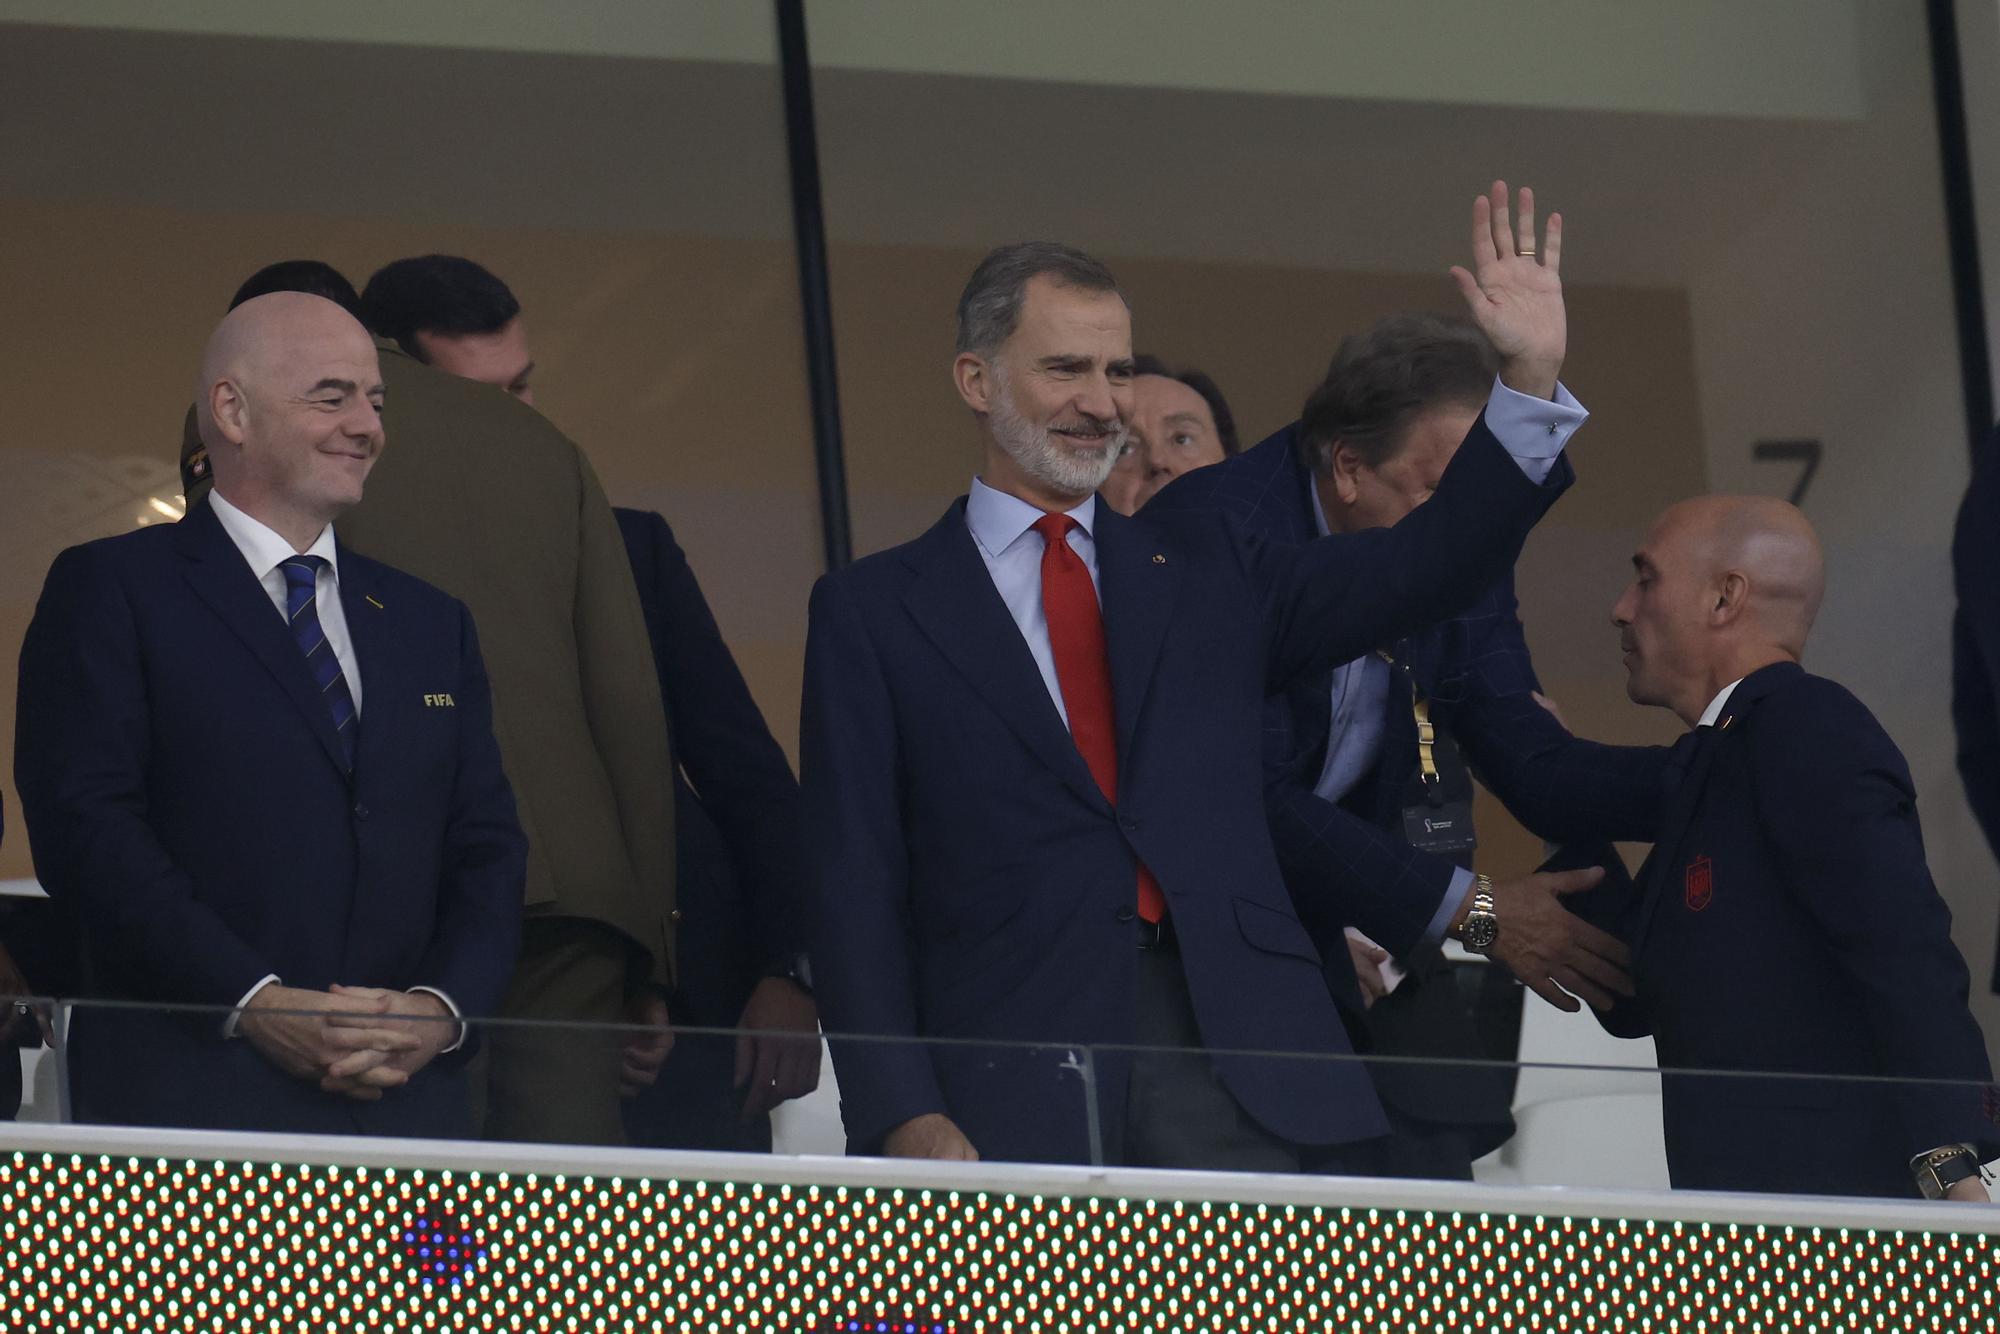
[280,555,358,769]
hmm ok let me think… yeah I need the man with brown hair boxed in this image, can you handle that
[1149,310,1671,1177]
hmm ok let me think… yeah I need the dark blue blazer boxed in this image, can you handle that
[613,507,803,1025]
[1951,426,2000,989]
[1148,426,1671,974]
[1585,663,1995,1197]
[802,419,1570,1163]
[13,496,526,1137]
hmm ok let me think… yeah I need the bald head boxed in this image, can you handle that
[194,293,374,443]
[1658,495,1824,648]
[194,291,386,551]
[1613,494,1827,726]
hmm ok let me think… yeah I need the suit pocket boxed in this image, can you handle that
[1233,896,1323,965]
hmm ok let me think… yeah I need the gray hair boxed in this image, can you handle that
[955,241,1126,357]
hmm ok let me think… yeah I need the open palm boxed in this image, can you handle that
[1450,181,1565,398]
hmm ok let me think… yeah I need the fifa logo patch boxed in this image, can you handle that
[1684,855,1713,912]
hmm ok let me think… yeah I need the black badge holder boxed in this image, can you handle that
[1392,660,1477,864]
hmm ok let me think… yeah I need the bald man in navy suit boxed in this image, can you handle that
[1586,496,1994,1199]
[16,294,525,1135]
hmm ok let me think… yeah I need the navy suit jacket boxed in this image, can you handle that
[1951,426,2000,989]
[614,507,803,1026]
[13,496,526,1136]
[1148,426,1671,978]
[1583,663,1995,1197]
[802,418,1570,1163]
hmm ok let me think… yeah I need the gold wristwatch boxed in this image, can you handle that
[1460,874,1499,955]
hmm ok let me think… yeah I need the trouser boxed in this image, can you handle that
[1120,931,1407,1176]
[475,914,640,1146]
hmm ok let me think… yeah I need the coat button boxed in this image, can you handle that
[352,803,370,821]
[1114,905,1135,923]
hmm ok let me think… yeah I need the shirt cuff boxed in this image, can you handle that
[222,974,281,1038]
[408,986,466,1053]
[1420,865,1478,945]
[1481,376,1587,485]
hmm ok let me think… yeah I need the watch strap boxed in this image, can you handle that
[1911,1144,1982,1199]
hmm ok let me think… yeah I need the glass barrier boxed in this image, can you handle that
[30,1000,1108,1168]
[10,999,2000,1332]
[12,997,1998,1212]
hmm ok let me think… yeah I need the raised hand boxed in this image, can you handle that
[1449,180,1565,400]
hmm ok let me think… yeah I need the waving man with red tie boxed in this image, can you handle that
[802,185,1614,1170]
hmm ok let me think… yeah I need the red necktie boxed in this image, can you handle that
[1033,513,1166,923]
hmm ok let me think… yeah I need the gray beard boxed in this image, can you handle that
[989,379,1125,499]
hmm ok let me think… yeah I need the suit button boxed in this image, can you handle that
[352,803,370,821]
[1114,906,1135,923]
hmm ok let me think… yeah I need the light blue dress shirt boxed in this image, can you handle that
[964,376,1588,944]
[965,480,1100,729]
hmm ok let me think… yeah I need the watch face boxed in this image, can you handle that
[1464,914,1499,951]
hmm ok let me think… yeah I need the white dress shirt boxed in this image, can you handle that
[1697,677,1746,728]
[208,491,459,1047]
[209,490,363,716]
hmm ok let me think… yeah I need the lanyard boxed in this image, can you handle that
[1379,651,1440,788]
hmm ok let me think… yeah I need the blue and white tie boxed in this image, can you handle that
[280,555,357,769]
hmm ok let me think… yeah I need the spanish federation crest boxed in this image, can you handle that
[1684,855,1714,912]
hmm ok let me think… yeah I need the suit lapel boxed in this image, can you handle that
[1273,445,1334,773]
[176,499,352,778]
[1631,661,1806,950]
[1631,724,1728,953]
[901,503,1110,814]
[337,551,397,780]
[1094,507,1183,766]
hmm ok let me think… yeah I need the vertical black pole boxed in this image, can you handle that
[1927,0,1994,456]
[776,0,853,570]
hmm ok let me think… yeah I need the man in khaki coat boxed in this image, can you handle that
[181,261,676,1146]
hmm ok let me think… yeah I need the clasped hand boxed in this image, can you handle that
[237,983,456,1101]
